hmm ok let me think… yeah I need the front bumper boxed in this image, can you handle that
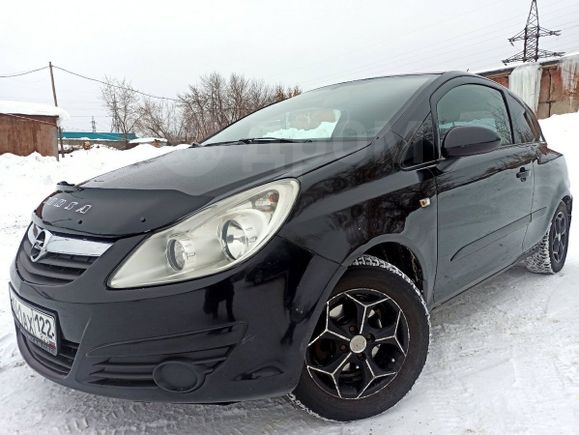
[9,234,342,403]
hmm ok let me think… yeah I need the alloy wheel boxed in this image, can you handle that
[552,211,568,264]
[305,288,409,400]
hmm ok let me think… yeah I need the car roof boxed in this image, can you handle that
[308,71,479,93]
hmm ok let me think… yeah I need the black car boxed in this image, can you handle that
[9,72,572,421]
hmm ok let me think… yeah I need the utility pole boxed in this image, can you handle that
[91,116,96,133]
[503,0,564,65]
[49,61,64,160]
[110,94,121,132]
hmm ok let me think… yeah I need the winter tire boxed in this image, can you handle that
[524,201,571,274]
[290,255,430,421]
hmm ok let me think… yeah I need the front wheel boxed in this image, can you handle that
[290,255,430,421]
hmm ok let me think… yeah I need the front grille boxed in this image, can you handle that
[17,237,97,285]
[17,327,79,376]
[15,224,111,286]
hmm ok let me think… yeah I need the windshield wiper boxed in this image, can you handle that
[204,137,312,146]
[238,137,312,144]
[201,140,243,147]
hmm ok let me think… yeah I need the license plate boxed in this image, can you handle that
[10,289,58,355]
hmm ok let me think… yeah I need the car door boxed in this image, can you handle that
[506,95,550,253]
[432,79,536,303]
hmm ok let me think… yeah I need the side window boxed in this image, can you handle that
[525,107,544,142]
[402,115,436,167]
[437,84,513,146]
[510,99,536,143]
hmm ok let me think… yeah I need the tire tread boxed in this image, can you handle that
[524,201,570,275]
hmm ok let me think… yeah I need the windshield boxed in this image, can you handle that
[203,75,435,145]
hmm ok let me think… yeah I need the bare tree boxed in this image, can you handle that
[101,77,143,144]
[179,72,301,142]
[137,99,195,145]
[101,73,301,145]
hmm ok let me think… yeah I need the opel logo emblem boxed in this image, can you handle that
[30,229,51,263]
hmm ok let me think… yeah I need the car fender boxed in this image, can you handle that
[525,151,572,252]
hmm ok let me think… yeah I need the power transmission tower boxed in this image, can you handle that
[502,0,564,65]
[91,116,96,133]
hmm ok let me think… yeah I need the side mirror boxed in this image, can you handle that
[442,126,501,158]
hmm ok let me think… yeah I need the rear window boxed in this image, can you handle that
[525,107,544,142]
[511,99,537,143]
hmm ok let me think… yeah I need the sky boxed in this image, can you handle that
[1,0,578,132]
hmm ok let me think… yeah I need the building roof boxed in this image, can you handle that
[479,51,579,77]
[0,100,69,119]
[62,131,137,141]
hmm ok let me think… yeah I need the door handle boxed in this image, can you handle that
[516,167,531,181]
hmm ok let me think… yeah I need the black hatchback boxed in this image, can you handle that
[9,72,572,421]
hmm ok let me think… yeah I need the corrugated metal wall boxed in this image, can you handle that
[0,114,58,156]
[483,63,579,119]
[537,65,579,119]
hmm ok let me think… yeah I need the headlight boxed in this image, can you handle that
[109,179,299,288]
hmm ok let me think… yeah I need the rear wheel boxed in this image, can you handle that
[290,255,429,421]
[524,201,571,274]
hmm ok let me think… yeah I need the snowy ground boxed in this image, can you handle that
[1,116,578,434]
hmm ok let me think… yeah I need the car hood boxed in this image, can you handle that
[33,141,368,237]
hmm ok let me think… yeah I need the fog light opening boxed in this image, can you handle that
[152,359,204,393]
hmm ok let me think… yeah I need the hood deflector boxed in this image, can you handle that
[34,141,370,237]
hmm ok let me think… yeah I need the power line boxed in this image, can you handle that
[265,0,513,84]
[0,66,48,78]
[298,10,579,90]
[52,65,180,102]
[70,115,112,118]
[274,1,579,87]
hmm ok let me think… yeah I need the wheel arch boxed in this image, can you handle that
[563,195,573,215]
[341,235,435,306]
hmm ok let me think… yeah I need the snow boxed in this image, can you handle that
[129,137,169,145]
[0,100,70,123]
[540,113,579,193]
[561,54,579,95]
[262,120,340,140]
[509,63,542,111]
[1,116,579,434]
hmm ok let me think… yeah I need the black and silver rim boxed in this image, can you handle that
[305,289,409,400]
[552,211,568,264]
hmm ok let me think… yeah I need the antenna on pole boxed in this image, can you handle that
[503,0,564,65]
